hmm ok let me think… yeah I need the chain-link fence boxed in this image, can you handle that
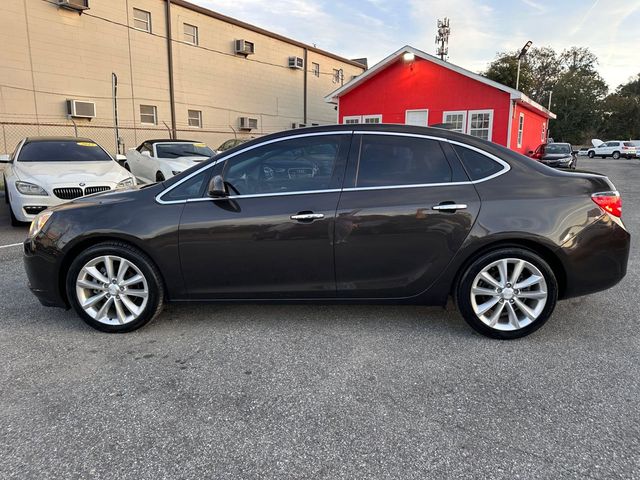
[0,120,264,156]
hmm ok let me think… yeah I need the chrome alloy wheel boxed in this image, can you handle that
[75,255,149,326]
[470,258,548,331]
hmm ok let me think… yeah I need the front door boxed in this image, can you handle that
[334,133,481,298]
[177,133,351,299]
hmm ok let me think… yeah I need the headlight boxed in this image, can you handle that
[172,170,182,176]
[116,177,135,188]
[28,210,53,238]
[16,181,48,196]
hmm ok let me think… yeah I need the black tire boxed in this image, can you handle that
[66,241,164,333]
[587,151,595,158]
[156,172,165,182]
[612,151,620,160]
[455,248,558,339]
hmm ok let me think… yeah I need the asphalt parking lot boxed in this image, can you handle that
[0,157,638,479]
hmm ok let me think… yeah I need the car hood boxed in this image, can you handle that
[591,139,603,147]
[14,161,131,186]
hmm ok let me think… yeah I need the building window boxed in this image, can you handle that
[332,68,343,84]
[188,110,202,128]
[363,114,382,124]
[443,111,467,133]
[405,109,429,126]
[140,105,157,125]
[312,62,320,77]
[517,113,525,148]
[184,23,198,45]
[467,110,493,141]
[133,8,151,33]
[343,116,361,124]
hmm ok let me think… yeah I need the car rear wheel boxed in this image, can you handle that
[66,242,164,333]
[456,248,558,339]
[612,151,620,160]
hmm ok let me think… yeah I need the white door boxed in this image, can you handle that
[405,109,429,126]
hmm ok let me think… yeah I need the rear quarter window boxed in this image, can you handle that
[452,144,504,181]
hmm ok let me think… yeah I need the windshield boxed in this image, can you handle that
[544,144,571,154]
[155,143,214,158]
[18,140,112,162]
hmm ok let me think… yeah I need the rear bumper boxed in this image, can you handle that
[23,239,68,308]
[558,213,630,299]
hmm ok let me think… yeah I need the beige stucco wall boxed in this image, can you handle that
[0,0,365,153]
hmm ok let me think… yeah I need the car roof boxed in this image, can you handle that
[24,136,98,143]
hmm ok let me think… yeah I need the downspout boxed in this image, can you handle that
[303,47,308,125]
[165,0,177,139]
[506,99,515,149]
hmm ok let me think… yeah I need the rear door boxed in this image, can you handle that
[334,132,482,298]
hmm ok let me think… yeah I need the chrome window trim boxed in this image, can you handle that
[155,130,511,204]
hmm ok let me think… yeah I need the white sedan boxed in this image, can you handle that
[125,140,214,183]
[2,137,135,226]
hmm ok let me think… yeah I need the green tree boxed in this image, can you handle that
[601,74,640,139]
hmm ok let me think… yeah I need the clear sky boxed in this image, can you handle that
[192,0,640,91]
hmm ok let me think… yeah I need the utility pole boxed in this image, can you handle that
[435,18,450,61]
[515,40,532,91]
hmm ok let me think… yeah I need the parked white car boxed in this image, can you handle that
[2,137,135,225]
[587,139,637,159]
[125,140,214,183]
[630,140,640,158]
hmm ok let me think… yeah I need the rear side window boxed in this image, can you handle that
[18,141,112,162]
[452,144,503,181]
[355,135,452,187]
[623,142,634,147]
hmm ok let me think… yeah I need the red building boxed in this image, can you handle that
[325,46,556,155]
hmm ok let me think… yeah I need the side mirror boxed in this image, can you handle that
[141,151,151,158]
[0,154,10,163]
[208,175,228,198]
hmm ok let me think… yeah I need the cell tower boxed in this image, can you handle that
[435,18,450,61]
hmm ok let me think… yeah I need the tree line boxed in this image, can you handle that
[482,47,640,145]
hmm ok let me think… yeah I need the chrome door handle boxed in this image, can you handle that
[290,213,325,221]
[432,204,468,211]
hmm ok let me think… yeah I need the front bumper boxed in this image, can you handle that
[24,237,68,308]
[558,213,630,299]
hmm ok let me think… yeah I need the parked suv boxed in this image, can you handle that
[527,142,576,169]
[587,140,637,159]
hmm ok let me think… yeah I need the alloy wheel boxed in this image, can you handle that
[75,255,149,326]
[470,258,548,331]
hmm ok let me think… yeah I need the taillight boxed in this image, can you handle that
[591,191,622,217]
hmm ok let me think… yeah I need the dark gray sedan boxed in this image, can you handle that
[23,124,630,339]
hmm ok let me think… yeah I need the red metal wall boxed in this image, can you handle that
[510,103,548,155]
[338,57,512,146]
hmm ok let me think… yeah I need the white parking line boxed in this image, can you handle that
[0,242,22,249]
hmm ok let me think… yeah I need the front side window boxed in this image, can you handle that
[133,8,151,32]
[223,135,347,195]
[18,141,112,162]
[184,23,198,45]
[355,135,452,187]
[163,170,209,201]
[468,110,493,141]
[188,109,202,128]
[452,144,503,181]
[140,105,157,125]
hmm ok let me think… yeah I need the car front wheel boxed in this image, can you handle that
[66,242,164,333]
[456,248,558,339]
[588,151,595,158]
